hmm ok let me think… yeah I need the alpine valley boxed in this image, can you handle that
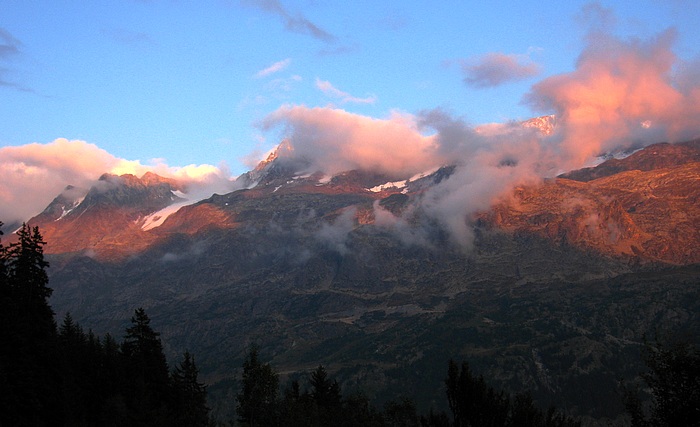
[20,134,700,425]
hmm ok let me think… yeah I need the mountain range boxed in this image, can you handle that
[18,134,700,424]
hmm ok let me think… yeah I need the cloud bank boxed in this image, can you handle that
[0,139,234,224]
[525,28,700,167]
[262,105,440,178]
[4,18,699,251]
[262,27,700,248]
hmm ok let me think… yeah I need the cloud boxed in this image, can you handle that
[262,105,441,178]
[0,28,34,93]
[0,28,21,58]
[575,2,616,34]
[242,0,335,42]
[0,139,235,224]
[315,207,356,255]
[260,104,551,249]
[461,52,541,88]
[255,58,292,78]
[524,27,700,167]
[315,78,377,104]
[254,12,700,251]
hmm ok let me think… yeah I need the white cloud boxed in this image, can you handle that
[315,78,377,104]
[254,58,292,78]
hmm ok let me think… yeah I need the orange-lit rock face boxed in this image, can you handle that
[487,160,699,265]
[25,140,700,265]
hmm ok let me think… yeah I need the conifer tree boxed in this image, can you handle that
[171,350,210,427]
[236,345,280,427]
[6,224,52,313]
[624,339,700,427]
[0,223,59,426]
[121,307,171,426]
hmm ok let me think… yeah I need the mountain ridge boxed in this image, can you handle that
[17,137,700,425]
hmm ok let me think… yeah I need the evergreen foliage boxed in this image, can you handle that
[0,221,656,426]
[232,355,580,427]
[0,223,60,426]
[624,338,700,427]
[236,345,280,426]
[171,351,210,427]
[442,359,580,427]
[0,222,210,426]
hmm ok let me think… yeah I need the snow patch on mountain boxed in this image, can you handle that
[55,196,85,221]
[369,180,407,193]
[141,198,190,231]
[369,167,442,193]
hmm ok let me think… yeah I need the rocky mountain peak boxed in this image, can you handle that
[522,114,556,135]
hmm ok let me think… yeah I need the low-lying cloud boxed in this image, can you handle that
[261,26,700,249]
[262,105,441,178]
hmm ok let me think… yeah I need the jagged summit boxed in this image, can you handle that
[28,171,186,259]
[522,114,556,135]
[31,137,700,425]
[25,137,700,266]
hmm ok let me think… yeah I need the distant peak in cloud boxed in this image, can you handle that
[262,105,438,178]
[242,0,335,43]
[255,58,292,78]
[524,27,700,166]
[461,52,541,88]
[315,78,377,104]
[0,139,235,224]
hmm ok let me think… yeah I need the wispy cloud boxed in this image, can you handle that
[242,0,335,42]
[315,78,377,104]
[0,28,34,93]
[0,28,22,58]
[255,58,291,78]
[461,52,541,88]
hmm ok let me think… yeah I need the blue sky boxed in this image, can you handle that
[1,1,700,223]
[2,1,698,172]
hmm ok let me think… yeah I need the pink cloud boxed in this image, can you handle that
[525,28,700,167]
[255,58,292,78]
[262,105,440,178]
[461,52,540,88]
[315,78,377,104]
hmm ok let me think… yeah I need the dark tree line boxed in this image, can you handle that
[233,348,580,427]
[0,223,209,426]
[623,338,700,427]
[2,222,696,426]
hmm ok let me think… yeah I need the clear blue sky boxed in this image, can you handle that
[1,0,698,176]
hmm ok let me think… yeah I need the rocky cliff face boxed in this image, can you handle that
[29,172,184,259]
[30,138,699,266]
[23,138,700,425]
